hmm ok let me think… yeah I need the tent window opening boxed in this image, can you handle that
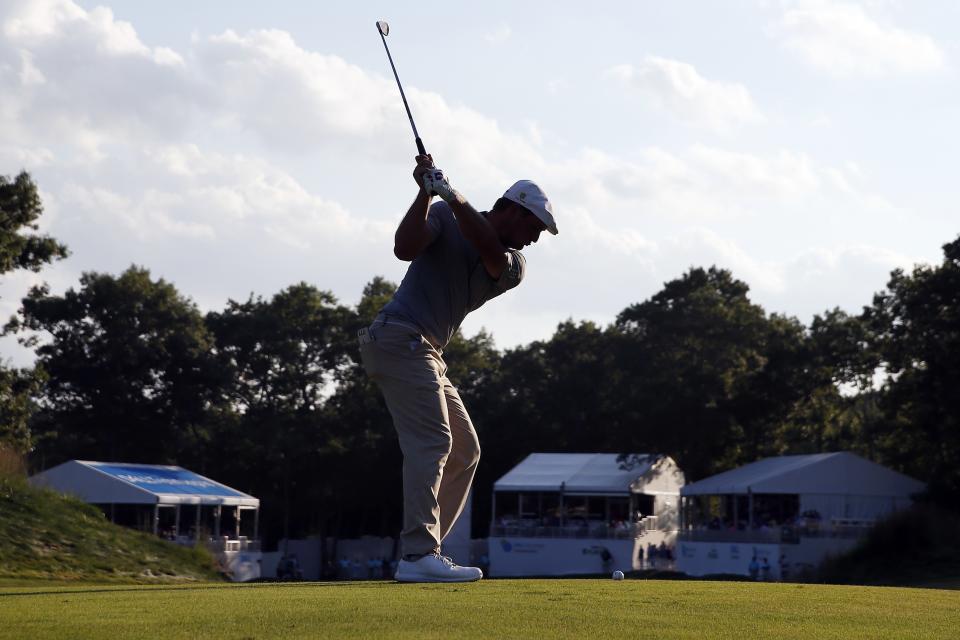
[752,494,800,529]
[519,493,541,520]
[565,496,588,523]
[196,505,219,539]
[587,497,605,521]
[220,506,239,539]
[684,495,714,529]
[239,508,257,539]
[608,497,630,524]
[634,494,655,519]
[157,505,177,539]
[494,492,520,523]
[541,493,561,525]
[179,504,199,538]
[109,504,154,532]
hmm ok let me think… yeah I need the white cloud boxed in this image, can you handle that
[772,0,946,76]
[607,57,764,133]
[0,0,932,361]
[0,0,199,158]
[546,78,568,95]
[484,24,511,45]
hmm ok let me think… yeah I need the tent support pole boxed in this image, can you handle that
[152,504,159,536]
[175,505,181,539]
[560,482,566,527]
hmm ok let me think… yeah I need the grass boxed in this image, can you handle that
[1,579,958,639]
[0,474,221,583]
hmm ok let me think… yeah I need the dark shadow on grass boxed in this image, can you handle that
[0,580,384,598]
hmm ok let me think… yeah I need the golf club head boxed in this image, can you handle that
[376,20,389,36]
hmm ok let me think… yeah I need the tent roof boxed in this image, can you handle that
[494,453,680,495]
[681,452,925,497]
[29,460,259,506]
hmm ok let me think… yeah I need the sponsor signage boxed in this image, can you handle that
[91,463,246,497]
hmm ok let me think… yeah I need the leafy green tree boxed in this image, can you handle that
[865,236,960,504]
[611,267,771,479]
[9,266,222,465]
[0,367,44,453]
[0,171,68,281]
[1,171,68,453]
[206,283,355,542]
[773,309,879,456]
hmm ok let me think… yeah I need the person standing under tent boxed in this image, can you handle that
[359,155,558,582]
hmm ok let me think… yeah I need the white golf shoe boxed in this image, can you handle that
[394,553,483,583]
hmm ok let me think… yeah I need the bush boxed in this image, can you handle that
[0,446,26,479]
[817,505,960,586]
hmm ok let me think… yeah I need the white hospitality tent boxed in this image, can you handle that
[29,460,260,541]
[680,452,924,527]
[493,453,685,529]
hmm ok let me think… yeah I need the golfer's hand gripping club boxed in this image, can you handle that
[420,165,461,204]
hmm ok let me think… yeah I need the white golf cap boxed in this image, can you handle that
[503,180,558,235]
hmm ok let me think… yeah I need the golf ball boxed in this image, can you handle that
[612,570,624,580]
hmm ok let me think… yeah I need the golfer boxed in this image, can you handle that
[358,155,557,582]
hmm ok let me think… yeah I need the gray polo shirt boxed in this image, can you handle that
[380,201,526,349]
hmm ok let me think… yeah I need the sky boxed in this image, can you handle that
[1,0,958,365]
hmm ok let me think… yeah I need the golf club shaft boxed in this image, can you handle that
[378,28,427,156]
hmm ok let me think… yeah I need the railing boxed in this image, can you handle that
[678,528,790,544]
[208,536,261,552]
[490,520,657,540]
[171,536,261,552]
[678,521,875,545]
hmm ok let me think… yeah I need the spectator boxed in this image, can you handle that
[600,547,613,574]
[381,557,391,579]
[760,557,771,581]
[350,557,361,579]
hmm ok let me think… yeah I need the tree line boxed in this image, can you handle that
[2,171,958,544]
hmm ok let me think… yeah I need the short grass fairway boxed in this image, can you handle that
[1,579,959,640]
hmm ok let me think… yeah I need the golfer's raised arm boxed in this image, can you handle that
[444,199,508,279]
[393,186,433,261]
[419,160,509,279]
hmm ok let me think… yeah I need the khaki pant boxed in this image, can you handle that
[358,318,480,557]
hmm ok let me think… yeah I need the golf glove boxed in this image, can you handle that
[422,168,462,204]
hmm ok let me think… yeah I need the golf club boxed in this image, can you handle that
[376,20,427,156]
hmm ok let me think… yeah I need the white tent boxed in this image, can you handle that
[681,452,924,521]
[30,460,259,541]
[489,454,684,577]
[494,453,682,495]
[30,460,264,582]
[30,460,259,506]
[677,452,924,579]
